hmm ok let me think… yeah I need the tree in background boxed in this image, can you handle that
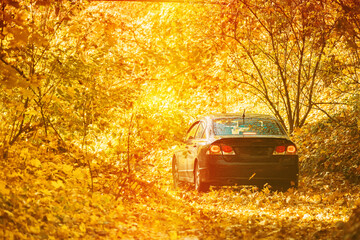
[202,0,359,133]
[0,0,88,157]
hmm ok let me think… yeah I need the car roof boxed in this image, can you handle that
[203,113,278,120]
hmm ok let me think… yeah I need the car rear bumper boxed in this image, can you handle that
[201,156,299,186]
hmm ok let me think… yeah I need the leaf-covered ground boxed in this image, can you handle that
[1,142,359,239]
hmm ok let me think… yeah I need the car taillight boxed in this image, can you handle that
[207,144,235,155]
[275,146,286,154]
[273,145,297,155]
[221,145,233,153]
[209,145,221,154]
[221,145,235,155]
[286,145,297,154]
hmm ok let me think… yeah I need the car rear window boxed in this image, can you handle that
[213,118,285,136]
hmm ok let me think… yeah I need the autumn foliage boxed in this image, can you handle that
[1,0,360,239]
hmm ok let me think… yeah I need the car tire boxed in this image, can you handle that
[194,162,209,192]
[172,157,180,190]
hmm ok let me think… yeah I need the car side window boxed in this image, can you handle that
[186,122,199,141]
[195,122,206,139]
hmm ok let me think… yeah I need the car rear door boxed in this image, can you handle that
[186,121,207,180]
[178,122,199,181]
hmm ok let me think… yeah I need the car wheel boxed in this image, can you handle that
[194,162,209,192]
[172,158,180,190]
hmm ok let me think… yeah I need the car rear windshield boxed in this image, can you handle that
[213,118,285,136]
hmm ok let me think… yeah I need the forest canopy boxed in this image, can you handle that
[1,0,359,150]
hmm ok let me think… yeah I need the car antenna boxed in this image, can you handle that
[242,109,246,124]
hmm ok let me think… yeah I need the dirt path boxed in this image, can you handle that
[163,173,359,239]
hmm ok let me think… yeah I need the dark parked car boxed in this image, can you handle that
[172,113,299,192]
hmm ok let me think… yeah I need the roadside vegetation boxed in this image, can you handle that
[1,0,359,239]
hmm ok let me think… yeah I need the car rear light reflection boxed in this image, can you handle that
[207,144,235,155]
[273,145,297,155]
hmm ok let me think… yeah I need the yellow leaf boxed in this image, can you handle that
[51,180,64,189]
[116,204,124,212]
[169,231,177,240]
[4,210,14,218]
[29,225,40,234]
[61,224,69,231]
[0,181,10,195]
[41,189,52,196]
[90,215,98,224]
[30,158,42,168]
[20,148,29,159]
[68,87,75,98]
[73,168,85,180]
[79,222,86,233]
[61,164,73,175]
[249,172,256,180]
[46,213,58,222]
[312,194,322,204]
